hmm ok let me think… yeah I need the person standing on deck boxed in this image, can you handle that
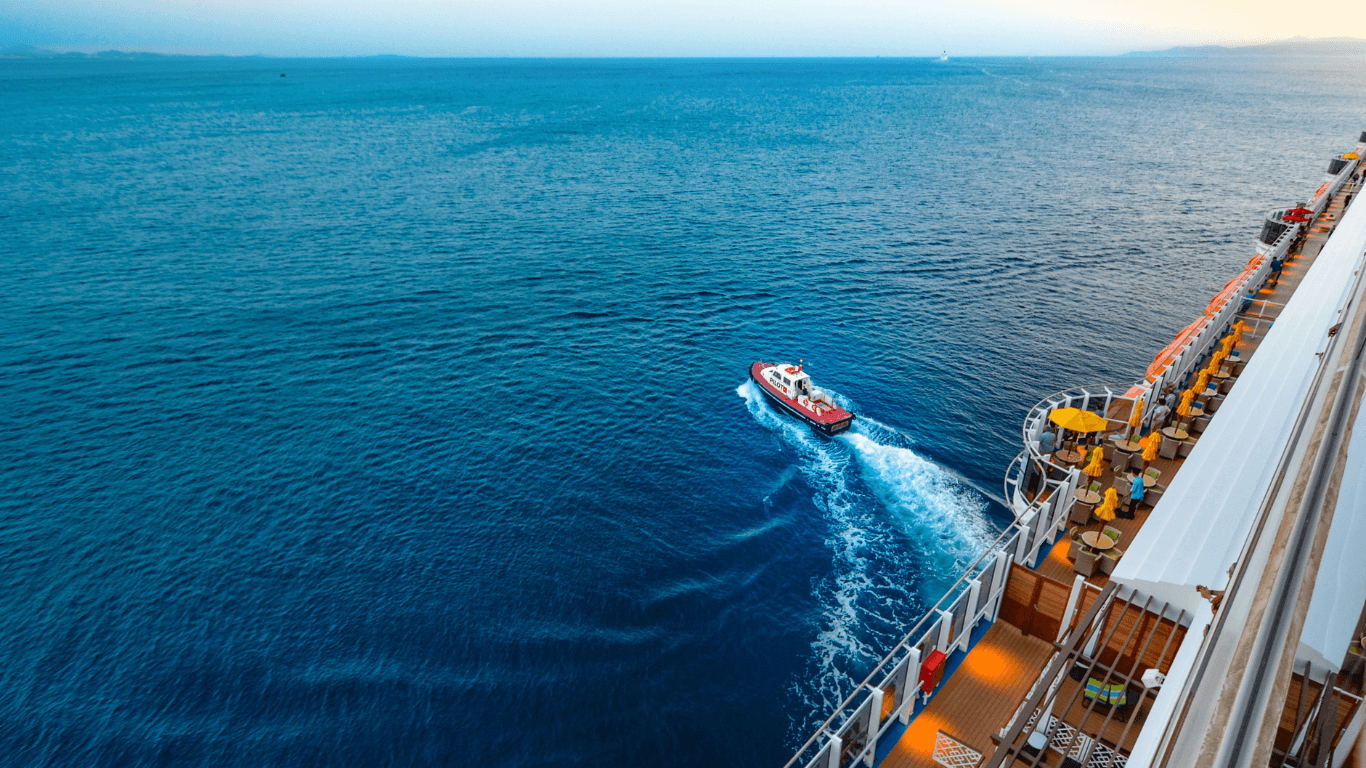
[1039,429,1056,457]
[1150,401,1172,430]
[1125,472,1145,518]
[1269,256,1284,287]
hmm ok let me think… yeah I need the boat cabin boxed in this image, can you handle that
[762,364,811,399]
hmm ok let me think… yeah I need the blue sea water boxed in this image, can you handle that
[1,55,1362,767]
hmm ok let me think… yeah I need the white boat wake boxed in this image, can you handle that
[737,380,995,740]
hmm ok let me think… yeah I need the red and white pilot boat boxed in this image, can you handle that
[749,360,855,436]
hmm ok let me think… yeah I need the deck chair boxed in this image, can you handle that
[1088,481,1102,494]
[1146,483,1167,506]
[1074,549,1097,576]
[1112,473,1133,498]
[1159,437,1180,460]
[1099,548,1124,575]
[1070,499,1093,525]
[1102,526,1122,546]
[1066,527,1084,560]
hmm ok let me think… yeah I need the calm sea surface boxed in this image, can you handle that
[1,56,1362,767]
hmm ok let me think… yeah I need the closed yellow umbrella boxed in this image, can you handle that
[1143,432,1161,462]
[1195,370,1210,393]
[1177,389,1194,419]
[1126,397,1144,439]
[1083,448,1104,478]
[1095,488,1118,522]
[1220,335,1235,355]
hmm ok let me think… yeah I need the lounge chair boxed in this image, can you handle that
[1179,439,1197,457]
[1159,438,1179,460]
[1102,526,1122,545]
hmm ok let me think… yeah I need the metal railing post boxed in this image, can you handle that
[863,685,884,766]
[904,646,922,718]
[990,550,1010,621]
[1015,512,1035,564]
[961,579,981,652]
[1057,575,1086,644]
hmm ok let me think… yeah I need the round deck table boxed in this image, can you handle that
[1075,490,1100,505]
[1161,426,1190,440]
[1055,449,1082,464]
[1116,440,1141,452]
[1081,531,1116,551]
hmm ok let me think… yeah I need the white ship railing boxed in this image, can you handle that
[782,151,1361,768]
[783,466,1082,768]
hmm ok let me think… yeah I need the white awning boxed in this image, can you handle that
[1112,193,1366,616]
[1297,402,1366,672]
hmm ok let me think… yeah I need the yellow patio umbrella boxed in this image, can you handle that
[1095,488,1118,522]
[1195,370,1210,393]
[1126,397,1144,440]
[1220,335,1235,355]
[1083,448,1105,478]
[1143,432,1162,462]
[1048,408,1109,433]
[1177,388,1194,419]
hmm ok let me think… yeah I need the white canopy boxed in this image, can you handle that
[1297,402,1366,672]
[1112,193,1366,617]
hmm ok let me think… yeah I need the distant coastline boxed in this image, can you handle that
[1125,36,1366,57]
[5,36,1366,60]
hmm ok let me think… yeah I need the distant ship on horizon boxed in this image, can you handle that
[939,51,948,62]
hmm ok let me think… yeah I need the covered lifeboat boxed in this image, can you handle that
[749,360,854,435]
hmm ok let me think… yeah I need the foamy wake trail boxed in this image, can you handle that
[841,419,994,596]
[738,383,997,742]
[737,382,881,715]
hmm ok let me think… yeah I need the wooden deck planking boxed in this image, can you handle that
[878,622,1054,768]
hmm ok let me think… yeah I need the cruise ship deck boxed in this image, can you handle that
[877,186,1360,768]
[784,136,1366,768]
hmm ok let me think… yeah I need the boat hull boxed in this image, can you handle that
[749,362,854,436]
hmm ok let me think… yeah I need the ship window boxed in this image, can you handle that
[782,377,791,385]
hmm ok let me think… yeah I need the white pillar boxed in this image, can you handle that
[826,734,842,768]
[1057,574,1086,644]
[864,685,885,766]
[902,647,920,722]
[1015,511,1035,564]
[990,550,1010,621]
[960,578,981,652]
[1032,501,1052,565]
[937,608,953,653]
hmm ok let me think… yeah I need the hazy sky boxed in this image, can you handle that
[4,0,1365,57]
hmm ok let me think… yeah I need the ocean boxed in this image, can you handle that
[1,55,1362,767]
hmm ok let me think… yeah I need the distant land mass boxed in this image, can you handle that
[0,44,417,60]
[1127,37,1366,57]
